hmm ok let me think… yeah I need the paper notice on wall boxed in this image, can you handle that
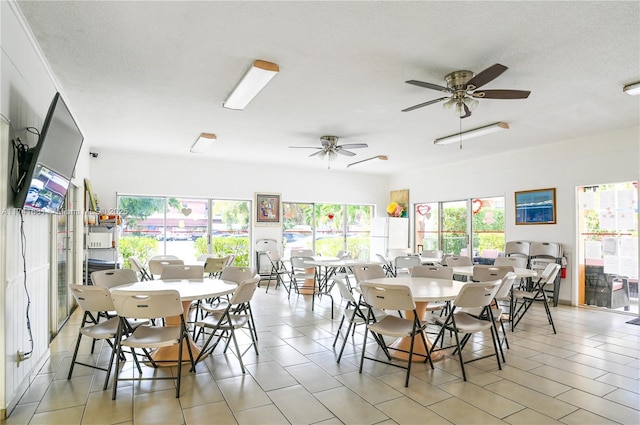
[599,191,616,210]
[602,237,618,255]
[617,209,635,230]
[619,257,638,279]
[584,241,602,259]
[603,255,619,275]
[619,237,638,258]
[599,210,616,230]
[580,191,596,210]
[617,189,636,209]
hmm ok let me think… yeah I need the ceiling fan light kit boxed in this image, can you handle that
[623,81,640,96]
[190,132,217,153]
[223,60,279,110]
[434,122,509,146]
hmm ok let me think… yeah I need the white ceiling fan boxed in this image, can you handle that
[289,135,368,168]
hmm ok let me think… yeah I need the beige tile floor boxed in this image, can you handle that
[3,280,640,425]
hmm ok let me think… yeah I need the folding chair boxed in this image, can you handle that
[264,251,291,295]
[511,263,560,334]
[430,280,502,381]
[129,256,152,281]
[359,281,434,387]
[110,289,195,399]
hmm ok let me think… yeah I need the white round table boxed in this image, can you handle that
[361,276,466,362]
[451,266,537,278]
[113,279,237,364]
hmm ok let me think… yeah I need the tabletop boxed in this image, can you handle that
[451,266,537,278]
[361,276,466,302]
[112,279,237,301]
[304,258,382,268]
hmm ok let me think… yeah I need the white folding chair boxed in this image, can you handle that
[193,277,260,373]
[264,251,291,295]
[393,255,421,276]
[160,264,204,280]
[129,256,152,281]
[511,263,561,334]
[91,268,138,289]
[358,282,434,387]
[148,259,184,279]
[430,280,502,381]
[110,289,195,399]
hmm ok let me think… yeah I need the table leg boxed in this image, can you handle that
[299,267,317,295]
[149,300,202,366]
[388,301,445,362]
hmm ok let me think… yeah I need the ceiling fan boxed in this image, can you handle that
[289,135,368,160]
[402,63,531,118]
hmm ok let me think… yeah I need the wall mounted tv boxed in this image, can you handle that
[13,92,84,214]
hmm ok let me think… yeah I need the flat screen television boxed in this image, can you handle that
[13,92,84,213]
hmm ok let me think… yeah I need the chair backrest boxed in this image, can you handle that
[376,254,391,266]
[91,268,138,288]
[128,256,147,273]
[223,254,235,267]
[111,289,182,319]
[334,278,356,303]
[255,239,277,253]
[148,259,184,276]
[336,250,351,260]
[411,265,453,279]
[69,284,115,312]
[204,257,227,274]
[290,256,313,271]
[387,248,412,258]
[229,277,260,304]
[352,264,386,282]
[445,256,473,267]
[472,265,514,281]
[480,249,500,259]
[359,282,416,311]
[453,280,501,309]
[495,272,517,300]
[220,266,257,283]
[539,262,561,285]
[197,254,217,261]
[505,241,530,257]
[160,264,204,280]
[266,250,282,264]
[493,256,528,269]
[530,242,561,258]
[394,255,421,269]
[149,255,180,261]
[291,249,314,257]
[420,249,443,260]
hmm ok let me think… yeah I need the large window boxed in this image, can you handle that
[283,202,373,259]
[414,196,505,260]
[117,195,250,266]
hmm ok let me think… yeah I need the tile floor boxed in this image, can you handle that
[3,281,640,425]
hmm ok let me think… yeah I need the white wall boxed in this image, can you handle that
[1,1,91,415]
[391,126,640,306]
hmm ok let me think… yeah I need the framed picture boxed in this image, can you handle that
[255,193,281,226]
[515,188,556,225]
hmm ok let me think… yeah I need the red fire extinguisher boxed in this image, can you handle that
[560,257,567,279]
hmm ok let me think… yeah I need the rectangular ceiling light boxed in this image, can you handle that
[434,122,509,145]
[223,60,279,110]
[190,133,216,153]
[623,81,640,96]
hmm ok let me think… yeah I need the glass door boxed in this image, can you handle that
[282,203,314,257]
[471,196,506,262]
[441,200,469,256]
[578,181,638,313]
[415,202,439,252]
[52,188,76,336]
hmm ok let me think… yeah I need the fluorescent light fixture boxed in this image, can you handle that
[223,60,279,110]
[434,122,509,146]
[347,155,388,168]
[623,81,640,96]
[190,133,216,153]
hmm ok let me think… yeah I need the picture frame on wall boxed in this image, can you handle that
[255,193,281,226]
[515,188,556,225]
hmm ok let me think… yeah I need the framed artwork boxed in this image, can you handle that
[255,193,281,226]
[515,188,556,225]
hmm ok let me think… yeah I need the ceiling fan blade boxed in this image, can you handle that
[309,150,325,157]
[472,89,531,99]
[465,63,508,90]
[338,143,368,149]
[347,155,388,168]
[336,149,356,156]
[405,80,450,93]
[401,97,448,112]
[289,146,322,149]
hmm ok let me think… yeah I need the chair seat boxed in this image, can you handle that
[79,316,119,339]
[201,300,230,313]
[121,325,181,349]
[196,314,250,330]
[367,315,423,338]
[434,311,493,334]
[512,289,537,300]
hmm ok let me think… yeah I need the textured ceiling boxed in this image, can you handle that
[16,1,640,174]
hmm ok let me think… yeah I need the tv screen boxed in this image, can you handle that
[13,92,84,213]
